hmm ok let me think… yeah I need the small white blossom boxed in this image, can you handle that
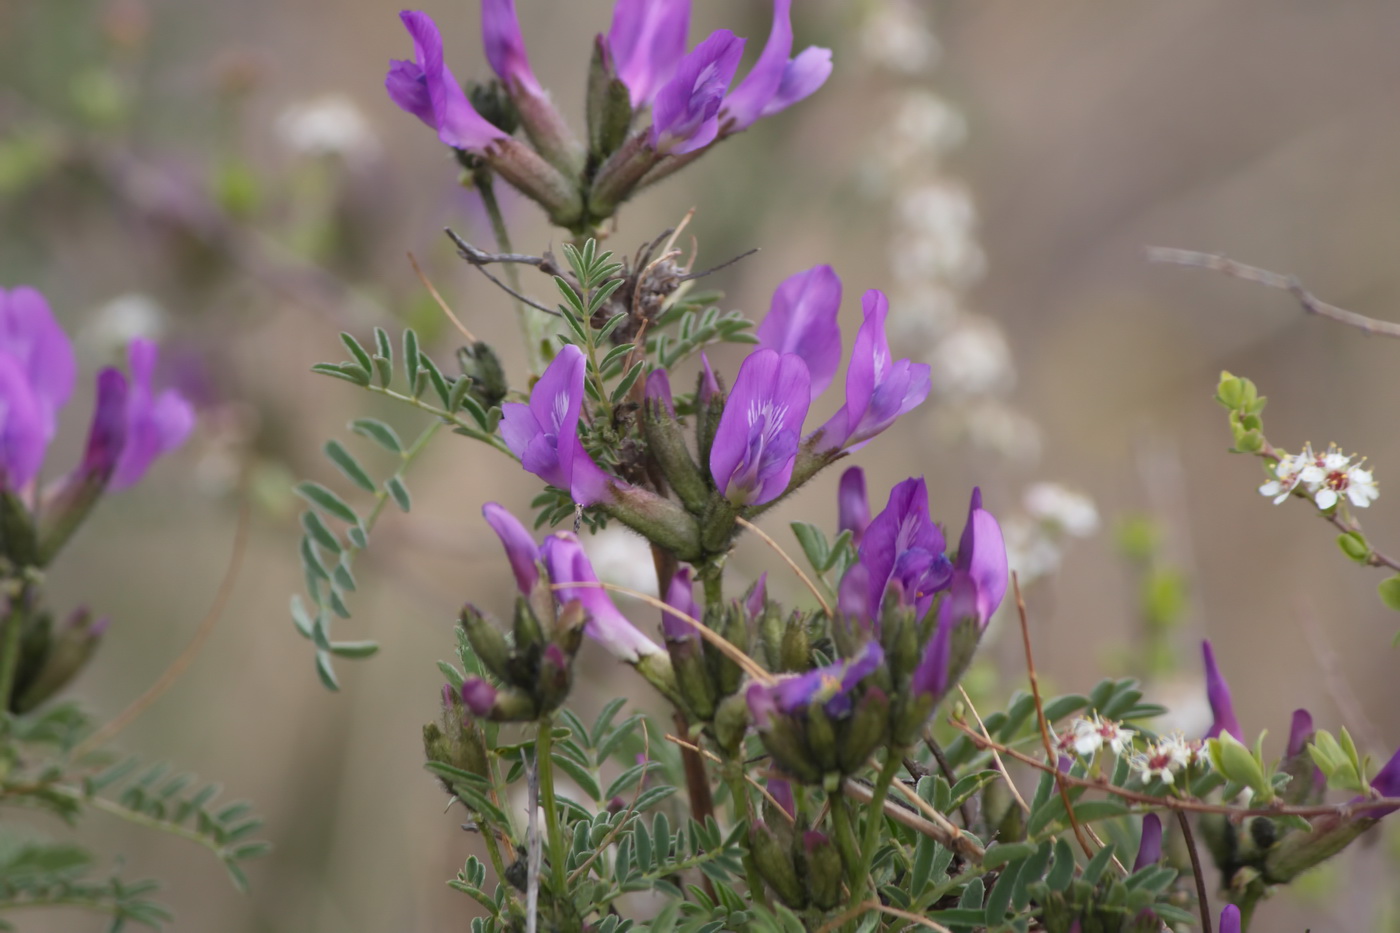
[275,94,380,160]
[1068,714,1135,759]
[1129,730,1203,786]
[1023,483,1100,538]
[1264,443,1379,510]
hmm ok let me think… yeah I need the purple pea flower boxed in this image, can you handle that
[698,352,722,405]
[1133,814,1163,872]
[1287,709,1314,758]
[645,367,675,417]
[1202,640,1243,741]
[767,775,795,819]
[0,355,46,490]
[849,477,950,621]
[461,678,498,717]
[386,11,509,152]
[1219,905,1241,933]
[755,265,842,400]
[0,286,77,488]
[956,487,1008,624]
[499,344,614,506]
[650,30,746,155]
[482,502,540,594]
[765,640,884,720]
[110,339,195,490]
[745,572,768,620]
[1369,746,1400,817]
[813,289,931,454]
[481,0,541,94]
[721,0,833,133]
[662,566,698,643]
[606,0,691,108]
[709,349,811,506]
[838,466,870,546]
[541,531,665,663]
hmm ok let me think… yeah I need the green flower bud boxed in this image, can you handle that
[456,341,509,409]
[778,611,810,674]
[799,830,844,911]
[584,37,634,161]
[459,605,513,683]
[711,693,750,758]
[836,688,890,774]
[1209,733,1273,801]
[642,393,709,514]
[751,821,806,908]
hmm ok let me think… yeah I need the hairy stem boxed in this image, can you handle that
[853,754,902,896]
[477,172,547,375]
[535,716,572,926]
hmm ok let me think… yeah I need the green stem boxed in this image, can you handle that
[0,586,28,716]
[721,762,770,909]
[535,717,572,923]
[477,173,547,375]
[853,754,901,897]
[698,560,725,606]
[830,795,863,894]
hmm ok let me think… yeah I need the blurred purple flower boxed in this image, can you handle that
[606,0,691,108]
[387,11,509,151]
[767,775,795,819]
[1369,745,1400,817]
[0,355,46,490]
[1133,814,1162,872]
[955,487,1008,624]
[662,566,698,643]
[813,289,930,453]
[709,349,810,506]
[0,286,77,488]
[482,502,541,594]
[650,30,745,155]
[461,678,498,717]
[110,339,195,490]
[838,466,870,546]
[499,344,613,506]
[541,532,665,663]
[1202,640,1243,741]
[721,0,832,132]
[1287,708,1314,758]
[745,572,768,619]
[1219,905,1241,933]
[645,367,675,417]
[755,265,842,400]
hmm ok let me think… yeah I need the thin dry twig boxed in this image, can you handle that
[559,581,773,683]
[1146,246,1400,339]
[881,776,986,862]
[74,497,250,761]
[1177,808,1212,933]
[445,228,559,316]
[734,516,833,616]
[407,251,478,343]
[1014,575,1093,858]
[956,685,1030,816]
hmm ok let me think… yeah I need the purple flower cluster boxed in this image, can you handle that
[385,1,832,228]
[1,287,193,559]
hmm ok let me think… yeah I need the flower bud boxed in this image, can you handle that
[711,692,750,758]
[0,490,38,568]
[750,821,805,908]
[694,354,725,468]
[585,35,633,161]
[457,341,509,409]
[14,607,105,712]
[459,604,513,682]
[799,830,844,911]
[642,369,709,513]
[836,686,890,774]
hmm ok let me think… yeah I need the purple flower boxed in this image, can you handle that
[847,477,950,620]
[110,339,195,490]
[606,0,691,108]
[481,0,542,93]
[1202,640,1243,741]
[541,532,665,663]
[662,566,698,642]
[767,775,795,819]
[645,367,675,417]
[387,11,509,151]
[1219,905,1241,933]
[709,349,811,506]
[910,578,959,700]
[499,344,613,506]
[745,572,768,619]
[0,354,46,490]
[461,678,498,717]
[698,352,721,405]
[813,290,930,453]
[1133,814,1163,872]
[766,640,883,719]
[0,286,77,488]
[755,265,842,400]
[1369,746,1400,817]
[1287,708,1314,758]
[650,30,745,155]
[721,0,833,133]
[955,487,1008,624]
[482,502,541,594]
[838,466,870,545]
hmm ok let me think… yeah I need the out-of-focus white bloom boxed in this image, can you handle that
[1261,443,1378,510]
[953,400,1042,462]
[275,94,380,160]
[927,317,1015,398]
[859,0,940,74]
[1024,483,1100,537]
[892,91,967,157]
[585,526,659,599]
[888,286,962,345]
[84,292,168,354]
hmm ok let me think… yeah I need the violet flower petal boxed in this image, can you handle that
[1202,640,1243,741]
[461,678,498,717]
[110,339,194,490]
[755,265,842,400]
[764,45,833,116]
[722,0,832,130]
[645,367,676,417]
[1286,708,1314,759]
[481,0,542,93]
[482,502,541,594]
[0,354,47,489]
[0,286,76,437]
[852,476,947,615]
[607,0,691,108]
[662,566,698,642]
[745,572,768,620]
[650,29,745,155]
[541,532,665,663]
[814,289,930,453]
[838,467,871,545]
[956,487,1008,625]
[1369,745,1400,817]
[1219,905,1241,933]
[708,349,810,506]
[1133,814,1162,872]
[390,11,508,151]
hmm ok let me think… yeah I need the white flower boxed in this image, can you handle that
[1260,446,1313,504]
[1023,483,1099,538]
[1346,466,1379,507]
[1071,713,1135,758]
[275,94,380,160]
[1129,730,1204,785]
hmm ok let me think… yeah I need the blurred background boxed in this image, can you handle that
[4,0,1400,929]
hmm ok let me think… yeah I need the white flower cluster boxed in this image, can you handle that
[1004,483,1100,583]
[1127,731,1207,786]
[1051,713,1135,763]
[1260,443,1378,510]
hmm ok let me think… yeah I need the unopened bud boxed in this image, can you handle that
[459,605,512,682]
[799,830,844,911]
[585,36,633,161]
[14,607,104,713]
[837,688,891,774]
[751,821,805,908]
[457,341,509,409]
